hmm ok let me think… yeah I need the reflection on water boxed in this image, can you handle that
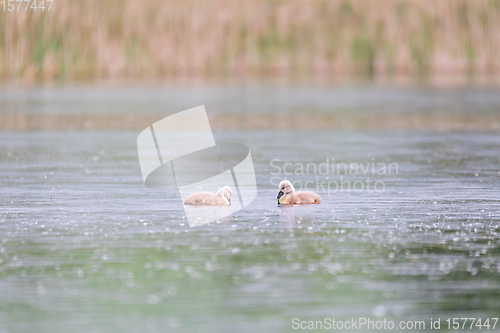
[1,87,500,332]
[1,86,500,130]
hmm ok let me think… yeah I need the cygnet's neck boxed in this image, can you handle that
[217,190,229,203]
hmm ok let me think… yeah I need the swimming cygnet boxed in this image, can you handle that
[277,180,321,205]
[183,186,232,206]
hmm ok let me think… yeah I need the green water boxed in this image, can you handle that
[1,87,500,332]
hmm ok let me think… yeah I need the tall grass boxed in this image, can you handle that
[1,0,500,82]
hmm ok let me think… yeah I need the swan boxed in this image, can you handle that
[184,186,232,206]
[277,180,321,205]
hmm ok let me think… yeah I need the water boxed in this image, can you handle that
[1,86,500,332]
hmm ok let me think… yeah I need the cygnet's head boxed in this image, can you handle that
[277,180,295,200]
[216,186,232,204]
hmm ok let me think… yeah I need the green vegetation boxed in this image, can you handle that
[1,0,499,83]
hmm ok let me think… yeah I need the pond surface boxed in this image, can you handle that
[1,86,500,332]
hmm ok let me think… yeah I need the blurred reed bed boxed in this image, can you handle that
[1,111,499,131]
[1,0,500,82]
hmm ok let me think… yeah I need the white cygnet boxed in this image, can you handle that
[277,180,321,205]
[183,186,232,206]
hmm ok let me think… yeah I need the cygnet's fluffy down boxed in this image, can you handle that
[184,186,232,206]
[277,180,321,205]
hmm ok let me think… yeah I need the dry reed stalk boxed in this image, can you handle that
[1,0,499,82]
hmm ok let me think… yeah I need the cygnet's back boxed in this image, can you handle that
[183,186,232,206]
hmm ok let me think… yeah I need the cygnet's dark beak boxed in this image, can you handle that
[277,191,284,200]
[228,198,231,205]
